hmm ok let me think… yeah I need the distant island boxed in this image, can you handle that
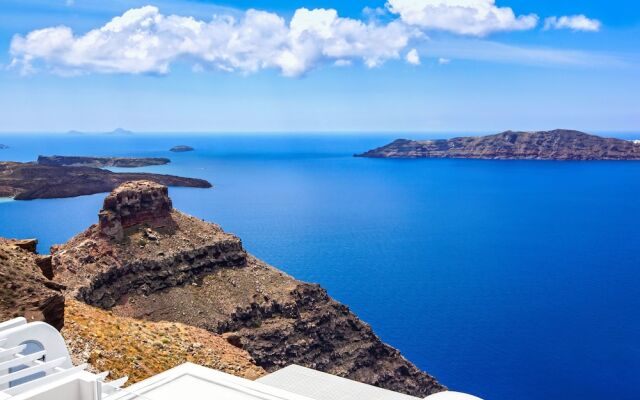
[66,128,134,135]
[170,145,194,152]
[356,129,640,160]
[38,155,170,168]
[0,161,211,200]
[0,144,7,149]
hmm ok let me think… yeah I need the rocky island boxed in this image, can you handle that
[170,145,194,152]
[38,155,170,168]
[357,129,640,160]
[0,161,211,200]
[0,144,7,149]
[46,181,444,397]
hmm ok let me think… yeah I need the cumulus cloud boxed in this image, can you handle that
[406,48,421,65]
[544,15,601,32]
[9,3,604,77]
[386,0,538,36]
[10,5,413,77]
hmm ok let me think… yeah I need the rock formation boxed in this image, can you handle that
[38,155,170,168]
[0,161,211,200]
[170,145,194,152]
[51,181,445,397]
[0,238,65,329]
[357,129,640,160]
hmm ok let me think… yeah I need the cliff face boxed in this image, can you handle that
[0,161,211,200]
[0,238,65,329]
[52,181,445,397]
[357,129,640,160]
[37,155,170,168]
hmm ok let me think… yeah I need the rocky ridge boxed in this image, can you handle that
[0,161,211,200]
[52,181,445,397]
[38,155,170,168]
[357,129,640,160]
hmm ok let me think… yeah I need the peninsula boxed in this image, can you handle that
[47,181,444,397]
[38,155,170,168]
[356,129,640,160]
[0,161,211,200]
[170,145,194,152]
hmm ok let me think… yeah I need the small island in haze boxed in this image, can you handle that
[38,155,170,168]
[66,128,134,135]
[356,129,640,160]
[170,145,195,152]
[0,144,7,149]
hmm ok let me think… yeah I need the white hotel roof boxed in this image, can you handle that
[0,318,481,400]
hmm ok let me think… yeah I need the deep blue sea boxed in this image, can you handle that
[1,133,639,400]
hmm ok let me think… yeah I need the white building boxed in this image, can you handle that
[0,318,480,400]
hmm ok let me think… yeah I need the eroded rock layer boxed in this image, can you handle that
[52,181,445,397]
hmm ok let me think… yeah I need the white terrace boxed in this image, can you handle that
[0,318,480,400]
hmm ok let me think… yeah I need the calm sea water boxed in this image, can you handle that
[1,133,639,400]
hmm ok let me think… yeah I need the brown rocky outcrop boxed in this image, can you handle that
[357,129,640,160]
[0,238,65,330]
[0,161,211,200]
[52,181,445,397]
[98,181,173,241]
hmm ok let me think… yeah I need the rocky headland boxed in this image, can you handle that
[50,180,445,397]
[170,145,194,152]
[357,129,640,160]
[38,155,170,168]
[0,233,262,385]
[0,161,211,200]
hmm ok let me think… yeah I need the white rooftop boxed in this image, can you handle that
[0,318,481,400]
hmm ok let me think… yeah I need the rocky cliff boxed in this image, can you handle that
[357,129,640,160]
[52,181,445,397]
[37,155,170,168]
[0,161,211,200]
[0,238,65,329]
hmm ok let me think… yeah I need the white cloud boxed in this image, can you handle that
[438,57,451,65]
[10,5,414,77]
[386,0,538,36]
[8,3,606,77]
[544,15,601,32]
[406,48,421,65]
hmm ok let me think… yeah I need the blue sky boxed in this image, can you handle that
[0,0,638,133]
